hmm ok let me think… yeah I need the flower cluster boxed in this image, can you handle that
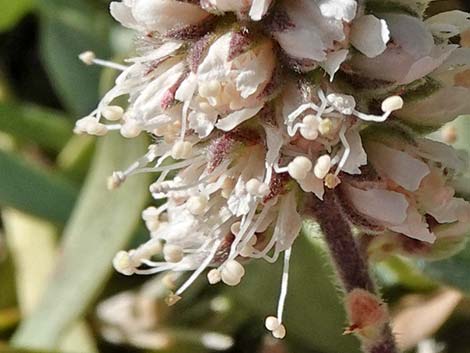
[77,0,470,339]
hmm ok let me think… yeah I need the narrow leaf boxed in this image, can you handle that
[12,134,150,349]
[38,0,111,116]
[0,0,35,32]
[0,102,72,151]
[0,151,77,223]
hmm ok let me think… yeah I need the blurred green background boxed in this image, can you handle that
[0,1,470,353]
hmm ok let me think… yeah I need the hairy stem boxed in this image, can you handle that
[303,190,398,353]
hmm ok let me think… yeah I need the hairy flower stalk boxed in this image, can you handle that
[304,190,396,353]
[76,0,470,350]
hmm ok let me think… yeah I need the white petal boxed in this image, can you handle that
[207,0,249,12]
[395,86,470,127]
[427,198,470,224]
[234,42,274,98]
[389,207,435,243]
[127,41,182,63]
[189,111,218,138]
[320,49,349,81]
[344,184,409,224]
[317,0,357,22]
[401,44,457,84]
[415,138,466,172]
[132,0,209,33]
[341,129,367,175]
[134,61,186,118]
[197,33,232,83]
[175,73,198,102]
[367,142,430,192]
[273,0,345,62]
[274,192,302,252]
[110,2,140,30]
[264,125,284,166]
[350,15,390,58]
[216,105,263,131]
[227,179,255,217]
[384,13,434,58]
[349,14,455,84]
[249,0,272,21]
[426,10,470,38]
[275,30,327,62]
[298,173,324,199]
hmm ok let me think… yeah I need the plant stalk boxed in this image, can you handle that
[303,190,398,353]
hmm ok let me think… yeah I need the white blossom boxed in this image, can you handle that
[77,0,470,340]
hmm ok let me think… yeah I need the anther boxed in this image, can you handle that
[113,251,136,276]
[165,292,182,306]
[220,260,245,286]
[120,121,142,138]
[207,269,222,284]
[79,51,96,65]
[107,171,126,190]
[287,156,313,181]
[246,178,270,197]
[381,96,404,113]
[325,173,341,189]
[186,195,208,215]
[163,244,184,263]
[313,155,331,179]
[265,316,286,339]
[102,106,124,121]
[300,114,320,140]
[171,141,193,160]
[319,118,333,135]
[199,80,222,98]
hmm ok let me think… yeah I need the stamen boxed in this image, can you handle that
[353,96,404,122]
[176,240,222,295]
[102,106,124,121]
[287,156,313,181]
[186,195,208,215]
[277,247,292,322]
[107,171,126,190]
[120,121,142,138]
[79,51,129,71]
[163,244,184,263]
[171,141,193,160]
[335,125,350,176]
[220,260,245,286]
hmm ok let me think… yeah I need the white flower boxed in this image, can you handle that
[202,0,273,21]
[77,0,470,341]
[350,13,457,84]
[396,48,470,127]
[272,0,348,62]
[110,0,211,34]
[350,15,390,58]
[341,134,470,243]
[177,32,276,136]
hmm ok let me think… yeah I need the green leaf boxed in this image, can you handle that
[0,151,78,223]
[0,0,36,32]
[374,256,437,291]
[233,226,360,353]
[57,135,96,184]
[38,0,112,116]
[420,246,470,293]
[2,210,98,353]
[12,134,151,350]
[452,115,470,153]
[0,348,59,353]
[0,102,72,151]
[0,234,17,311]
